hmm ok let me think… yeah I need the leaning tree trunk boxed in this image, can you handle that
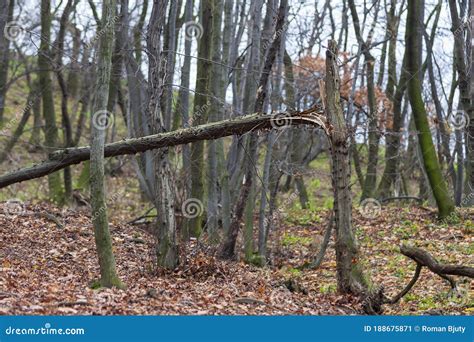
[406,0,454,219]
[324,40,372,298]
[0,111,328,189]
[89,0,124,289]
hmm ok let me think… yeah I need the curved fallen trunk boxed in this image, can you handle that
[385,245,473,304]
[0,110,327,189]
[400,245,474,278]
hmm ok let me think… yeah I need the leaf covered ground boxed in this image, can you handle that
[0,200,472,315]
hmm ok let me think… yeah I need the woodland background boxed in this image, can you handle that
[0,0,473,315]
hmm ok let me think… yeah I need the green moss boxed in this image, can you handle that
[281,233,312,247]
[319,283,337,294]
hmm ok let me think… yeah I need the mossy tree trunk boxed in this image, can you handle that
[90,0,124,289]
[406,0,454,219]
[39,0,64,204]
[188,0,213,238]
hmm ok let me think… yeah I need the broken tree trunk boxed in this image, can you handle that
[324,40,381,314]
[0,111,326,190]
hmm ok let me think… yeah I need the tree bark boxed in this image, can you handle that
[0,110,326,193]
[89,0,124,289]
[188,0,213,237]
[39,0,64,204]
[324,40,371,297]
[220,0,287,260]
[400,245,474,278]
[448,0,473,204]
[0,0,14,124]
[406,0,455,219]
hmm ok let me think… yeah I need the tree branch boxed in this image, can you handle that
[0,110,327,190]
[400,245,474,278]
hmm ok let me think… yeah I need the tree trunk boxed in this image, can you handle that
[0,0,14,124]
[89,0,124,289]
[55,0,76,204]
[174,0,193,211]
[39,0,64,204]
[206,0,225,242]
[188,0,213,237]
[406,0,454,219]
[0,111,326,190]
[325,39,371,296]
[147,0,179,269]
[220,0,287,260]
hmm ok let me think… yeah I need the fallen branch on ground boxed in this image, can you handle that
[400,245,474,278]
[385,245,474,304]
[0,110,326,190]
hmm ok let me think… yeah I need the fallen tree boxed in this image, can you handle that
[0,109,327,189]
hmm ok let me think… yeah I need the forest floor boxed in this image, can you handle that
[0,198,472,315]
